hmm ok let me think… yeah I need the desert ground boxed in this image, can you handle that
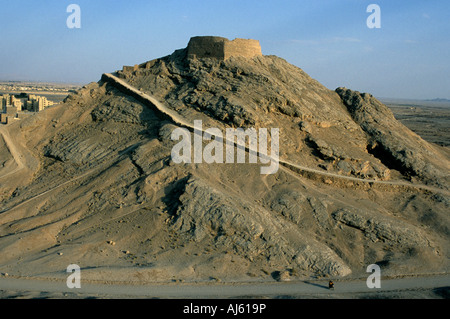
[383,99,450,148]
[1,97,448,299]
[0,47,449,299]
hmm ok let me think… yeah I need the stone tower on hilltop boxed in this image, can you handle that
[120,36,263,73]
[186,36,262,60]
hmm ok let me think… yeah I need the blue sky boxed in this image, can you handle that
[0,0,449,99]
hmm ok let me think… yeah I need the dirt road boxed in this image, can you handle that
[1,274,449,298]
[0,127,26,180]
[0,124,40,183]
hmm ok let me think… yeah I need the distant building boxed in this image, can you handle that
[0,113,8,124]
[0,93,54,124]
[1,94,10,109]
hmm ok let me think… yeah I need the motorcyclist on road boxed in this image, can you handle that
[329,280,334,289]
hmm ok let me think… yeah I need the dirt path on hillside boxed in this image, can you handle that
[0,127,26,180]
[103,73,450,196]
[1,74,448,218]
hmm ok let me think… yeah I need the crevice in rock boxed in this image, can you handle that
[366,141,414,176]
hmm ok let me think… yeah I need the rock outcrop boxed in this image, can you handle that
[336,87,449,186]
[171,177,351,276]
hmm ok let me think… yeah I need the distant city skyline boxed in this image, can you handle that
[0,0,449,100]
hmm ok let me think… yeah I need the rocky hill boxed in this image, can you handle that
[0,37,448,283]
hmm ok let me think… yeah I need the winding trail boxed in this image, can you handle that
[0,73,448,215]
[0,126,26,180]
[0,74,449,299]
[102,73,450,196]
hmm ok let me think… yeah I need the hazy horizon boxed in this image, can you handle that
[1,0,449,100]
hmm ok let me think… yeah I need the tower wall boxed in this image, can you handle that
[187,36,262,60]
